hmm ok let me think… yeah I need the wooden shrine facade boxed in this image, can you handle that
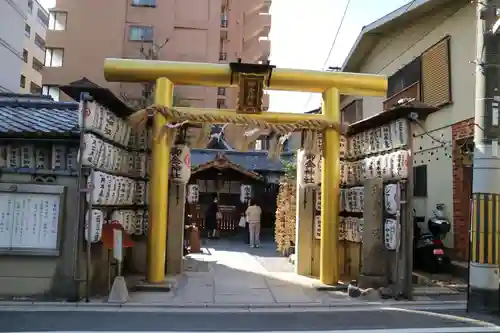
[187,151,280,233]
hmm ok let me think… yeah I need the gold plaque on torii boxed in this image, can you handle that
[237,73,265,114]
[229,59,275,115]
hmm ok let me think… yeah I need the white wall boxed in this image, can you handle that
[345,3,476,247]
[21,0,48,93]
[0,0,27,92]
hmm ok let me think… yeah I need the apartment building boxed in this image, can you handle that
[0,0,27,92]
[42,0,271,109]
[21,0,48,94]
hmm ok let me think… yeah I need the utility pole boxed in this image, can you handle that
[469,0,500,313]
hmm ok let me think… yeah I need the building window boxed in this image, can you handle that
[32,57,44,72]
[421,37,451,107]
[22,49,28,63]
[219,52,227,61]
[49,11,67,31]
[30,82,42,94]
[220,14,228,28]
[131,0,156,7]
[20,75,26,88]
[37,9,49,27]
[129,26,154,41]
[28,0,33,13]
[387,57,421,98]
[25,24,31,37]
[341,99,363,124]
[217,98,225,108]
[45,47,64,67]
[217,87,226,96]
[43,85,60,101]
[413,165,427,197]
[35,34,46,51]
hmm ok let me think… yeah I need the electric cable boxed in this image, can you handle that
[301,0,352,111]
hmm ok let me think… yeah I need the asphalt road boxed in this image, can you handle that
[1,308,500,332]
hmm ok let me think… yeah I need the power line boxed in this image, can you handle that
[302,0,352,111]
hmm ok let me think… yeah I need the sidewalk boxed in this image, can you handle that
[129,239,356,307]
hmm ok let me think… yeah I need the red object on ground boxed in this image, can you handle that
[101,222,135,249]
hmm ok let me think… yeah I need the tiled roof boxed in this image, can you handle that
[191,149,292,171]
[0,93,79,135]
[0,93,292,172]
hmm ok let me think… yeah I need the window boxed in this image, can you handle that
[32,57,44,72]
[43,85,60,101]
[131,0,156,7]
[35,34,46,51]
[28,0,33,13]
[387,57,421,98]
[22,49,28,63]
[221,13,228,28]
[413,165,427,197]
[45,48,64,67]
[341,99,363,124]
[217,87,226,96]
[25,24,31,37]
[30,82,42,94]
[217,98,225,108]
[20,75,26,88]
[219,52,227,61]
[38,9,49,27]
[129,26,154,41]
[49,11,67,31]
[421,37,451,107]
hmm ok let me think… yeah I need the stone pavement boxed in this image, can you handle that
[129,239,356,306]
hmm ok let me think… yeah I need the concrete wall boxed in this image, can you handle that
[0,0,27,92]
[0,172,82,300]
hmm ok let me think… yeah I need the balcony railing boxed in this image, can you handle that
[383,82,420,111]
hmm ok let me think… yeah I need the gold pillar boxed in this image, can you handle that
[319,87,340,285]
[147,77,173,283]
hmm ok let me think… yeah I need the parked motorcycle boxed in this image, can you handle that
[413,204,451,273]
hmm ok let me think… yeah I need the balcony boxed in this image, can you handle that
[245,0,272,16]
[242,38,270,64]
[383,82,420,111]
[243,12,271,42]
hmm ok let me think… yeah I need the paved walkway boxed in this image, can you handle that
[129,239,355,306]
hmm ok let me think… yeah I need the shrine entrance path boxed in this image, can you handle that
[129,238,354,307]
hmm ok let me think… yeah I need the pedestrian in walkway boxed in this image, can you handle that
[245,199,262,248]
[205,196,219,239]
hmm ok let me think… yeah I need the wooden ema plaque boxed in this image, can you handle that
[236,73,265,114]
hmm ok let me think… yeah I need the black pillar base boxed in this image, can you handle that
[468,286,500,313]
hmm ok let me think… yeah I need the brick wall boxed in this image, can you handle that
[451,118,474,260]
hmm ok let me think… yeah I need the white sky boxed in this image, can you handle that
[39,0,410,112]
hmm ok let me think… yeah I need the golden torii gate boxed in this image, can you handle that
[104,59,387,285]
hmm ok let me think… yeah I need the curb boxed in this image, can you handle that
[0,299,466,310]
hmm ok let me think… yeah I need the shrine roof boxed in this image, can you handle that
[0,93,79,136]
[191,149,293,172]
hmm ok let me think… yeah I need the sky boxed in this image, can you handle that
[39,0,410,112]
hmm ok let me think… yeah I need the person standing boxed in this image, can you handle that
[245,200,262,248]
[205,196,219,239]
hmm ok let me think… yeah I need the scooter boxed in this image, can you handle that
[413,204,451,273]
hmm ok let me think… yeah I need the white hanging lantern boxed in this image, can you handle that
[240,184,252,203]
[297,149,321,189]
[186,184,199,204]
[85,209,104,243]
[170,144,191,183]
